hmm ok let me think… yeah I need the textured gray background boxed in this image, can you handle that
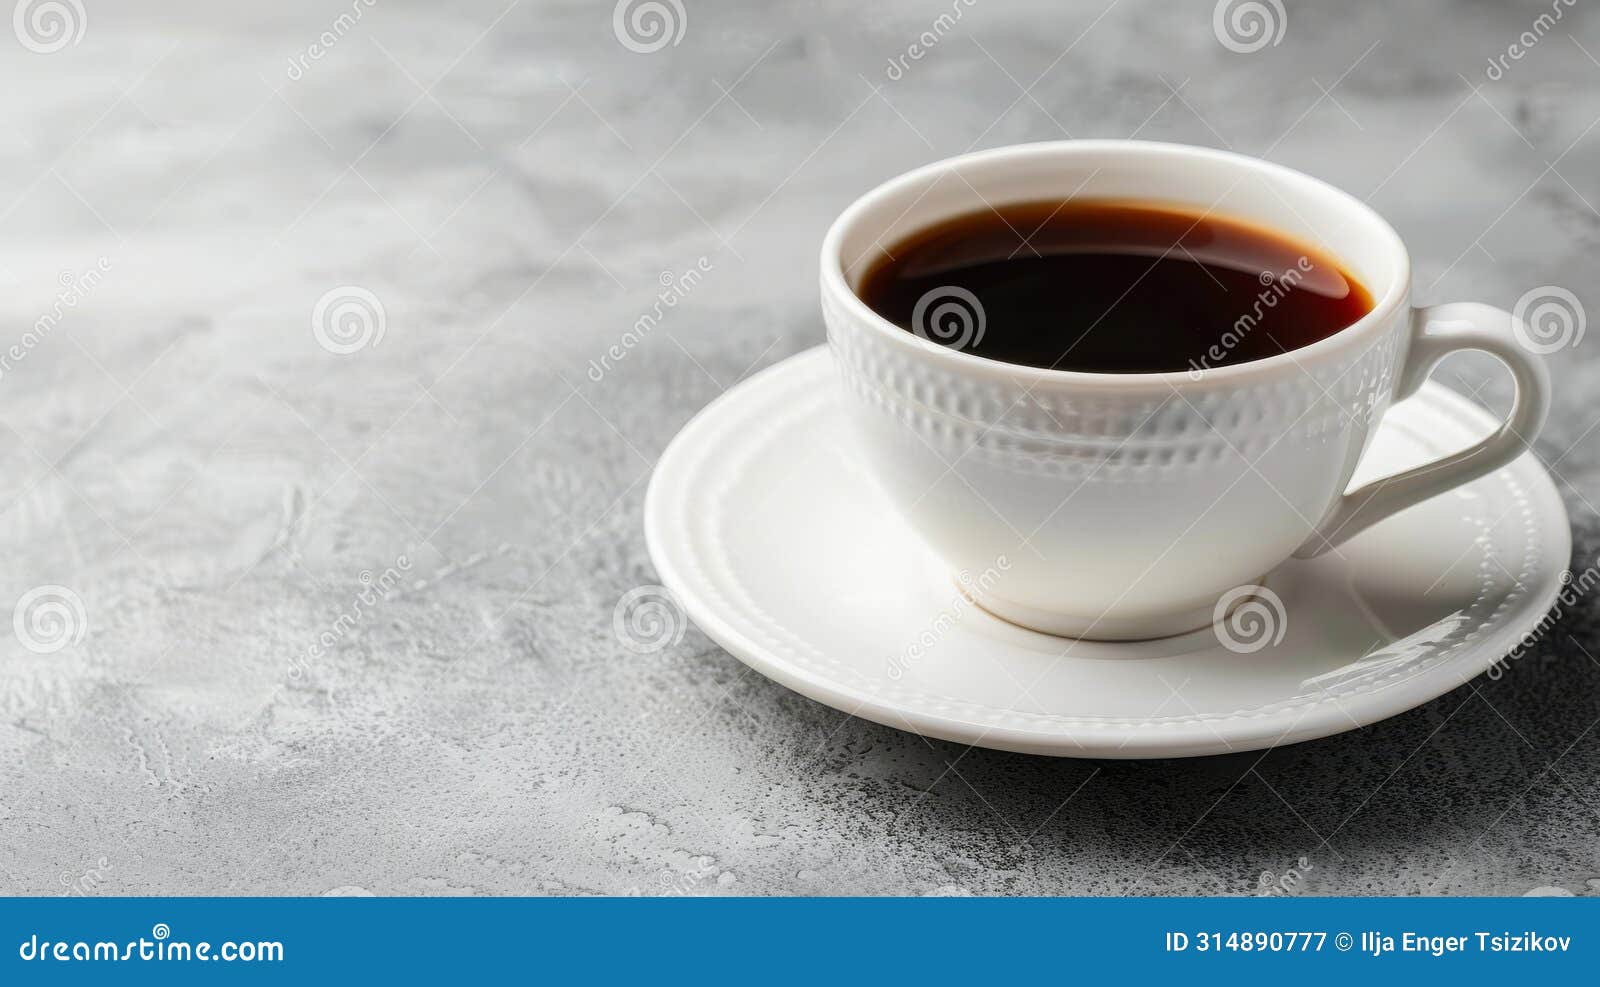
[1,0,1598,896]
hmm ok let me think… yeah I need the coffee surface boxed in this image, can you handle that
[857,199,1373,373]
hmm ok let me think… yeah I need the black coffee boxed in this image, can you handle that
[857,199,1373,373]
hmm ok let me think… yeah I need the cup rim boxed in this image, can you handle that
[820,139,1412,390]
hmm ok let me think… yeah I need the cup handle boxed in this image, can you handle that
[1293,302,1551,559]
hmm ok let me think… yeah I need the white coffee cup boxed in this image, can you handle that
[821,140,1550,641]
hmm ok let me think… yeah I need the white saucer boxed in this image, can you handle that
[644,347,1570,758]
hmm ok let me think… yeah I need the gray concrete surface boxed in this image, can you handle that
[1,0,1598,896]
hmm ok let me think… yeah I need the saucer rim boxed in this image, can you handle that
[644,347,1571,759]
